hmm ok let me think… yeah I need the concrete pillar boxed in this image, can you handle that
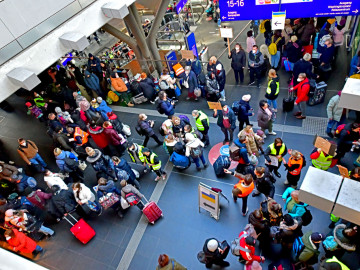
[129,4,144,38]
[146,0,170,73]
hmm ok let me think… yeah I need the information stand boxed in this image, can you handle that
[198,182,220,220]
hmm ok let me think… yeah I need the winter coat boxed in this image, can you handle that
[282,187,308,218]
[156,258,187,270]
[98,100,112,121]
[207,61,223,73]
[206,76,220,94]
[88,126,109,149]
[293,59,316,82]
[160,74,176,89]
[103,126,122,146]
[293,78,310,103]
[233,139,250,164]
[238,100,253,121]
[203,238,224,261]
[299,24,315,44]
[111,77,128,92]
[53,132,72,151]
[214,108,236,130]
[97,180,120,197]
[26,190,52,210]
[73,183,96,204]
[278,219,299,247]
[229,49,246,70]
[327,95,343,122]
[333,224,357,252]
[185,71,198,93]
[248,51,264,68]
[285,41,302,63]
[238,128,262,156]
[6,229,37,253]
[84,70,100,91]
[52,189,77,215]
[248,212,270,235]
[121,184,142,199]
[257,107,271,129]
[337,124,360,153]
[138,120,155,137]
[158,99,175,116]
[0,163,18,182]
[86,149,114,172]
[238,231,262,263]
[215,69,226,91]
[109,118,123,134]
[185,138,204,157]
[55,151,78,173]
[114,159,136,182]
[43,172,68,190]
[71,110,88,131]
[320,45,335,65]
[88,56,101,73]
[191,60,202,76]
[139,78,155,100]
[265,77,280,100]
[298,231,320,263]
[349,54,360,76]
[17,140,38,164]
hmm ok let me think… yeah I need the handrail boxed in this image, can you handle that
[156,39,183,50]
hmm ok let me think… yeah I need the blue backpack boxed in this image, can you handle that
[213,155,231,177]
[179,114,190,124]
[170,152,190,169]
[232,101,240,115]
[323,236,338,251]
[292,236,305,258]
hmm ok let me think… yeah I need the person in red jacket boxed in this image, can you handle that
[238,231,265,265]
[290,73,310,120]
[103,121,126,156]
[88,121,111,154]
[5,228,44,257]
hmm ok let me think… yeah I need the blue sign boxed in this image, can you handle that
[164,50,178,72]
[176,0,189,14]
[220,0,358,21]
[185,32,198,58]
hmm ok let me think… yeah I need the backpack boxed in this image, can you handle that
[231,233,251,256]
[64,157,79,170]
[170,152,191,169]
[259,20,269,33]
[125,192,140,206]
[213,155,231,177]
[135,125,144,136]
[268,36,281,55]
[179,114,190,124]
[116,169,129,181]
[108,90,119,102]
[301,207,313,226]
[323,236,338,251]
[190,146,202,158]
[292,236,305,258]
[229,143,241,161]
[335,124,348,137]
[160,80,170,90]
[157,101,165,115]
[232,101,240,115]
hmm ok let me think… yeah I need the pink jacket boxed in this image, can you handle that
[333,27,346,46]
[246,37,256,53]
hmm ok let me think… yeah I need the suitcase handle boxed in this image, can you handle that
[63,213,78,226]
[141,195,149,204]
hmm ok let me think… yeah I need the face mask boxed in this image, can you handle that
[235,47,240,51]
[5,236,11,240]
[252,50,256,54]
[143,115,147,120]
[185,71,190,75]
[21,142,26,146]
[297,78,302,82]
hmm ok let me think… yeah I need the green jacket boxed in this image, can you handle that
[299,231,320,263]
[156,259,187,270]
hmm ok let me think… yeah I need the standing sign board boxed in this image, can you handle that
[198,182,220,220]
[176,0,189,14]
[185,32,199,58]
[271,11,286,30]
[164,50,178,73]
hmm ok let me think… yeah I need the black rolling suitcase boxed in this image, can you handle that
[283,89,295,112]
[307,81,327,106]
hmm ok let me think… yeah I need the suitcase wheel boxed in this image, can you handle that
[161,214,164,217]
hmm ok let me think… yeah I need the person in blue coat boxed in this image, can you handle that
[87,53,102,80]
[157,91,175,118]
[53,148,84,182]
[213,105,236,144]
[282,187,308,218]
[83,68,103,97]
[112,156,140,189]
[215,64,226,101]
[237,94,254,131]
[185,58,202,77]
[349,51,360,76]
[96,97,112,121]
[184,66,199,101]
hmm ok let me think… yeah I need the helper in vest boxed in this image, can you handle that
[319,256,350,270]
[283,150,306,188]
[202,238,230,268]
[17,138,47,172]
[282,188,308,218]
[225,171,254,216]
[142,148,167,182]
[192,110,210,147]
[264,137,287,178]
[335,123,360,161]
[295,231,324,266]
[310,147,336,171]
[238,231,265,265]
[265,69,279,112]
[185,133,208,171]
[290,73,310,120]
[268,30,284,69]
[248,45,264,88]
[213,105,236,145]
[127,143,146,164]
[66,126,89,147]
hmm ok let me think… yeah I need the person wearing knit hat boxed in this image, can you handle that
[86,147,117,180]
[296,231,324,265]
[215,63,226,101]
[236,94,254,131]
[142,147,167,181]
[185,132,207,171]
[202,238,230,268]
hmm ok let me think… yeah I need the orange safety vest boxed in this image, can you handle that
[288,156,303,176]
[73,127,89,146]
[234,180,254,198]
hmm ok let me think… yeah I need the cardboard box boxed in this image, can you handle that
[208,102,222,110]
[313,135,337,156]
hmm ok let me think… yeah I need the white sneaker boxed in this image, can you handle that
[268,132,277,135]
[219,98,226,102]
[263,134,267,139]
[284,179,289,185]
[155,176,161,182]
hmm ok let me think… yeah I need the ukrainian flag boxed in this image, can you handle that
[202,191,215,203]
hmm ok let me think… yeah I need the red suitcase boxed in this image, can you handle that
[142,197,163,224]
[64,213,95,244]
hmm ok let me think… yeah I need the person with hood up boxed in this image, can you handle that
[228,43,246,84]
[142,147,167,181]
[202,238,230,268]
[87,53,102,80]
[252,166,276,199]
[264,137,287,178]
[102,121,126,156]
[326,224,358,258]
[290,73,310,120]
[85,147,116,180]
[87,121,110,153]
[5,228,44,258]
[326,91,345,138]
[139,73,156,103]
[215,64,226,101]
[183,66,199,101]
[110,72,134,107]
[112,156,140,189]
[257,100,276,137]
[54,148,84,182]
[96,97,112,121]
[83,67,103,97]
[283,150,306,188]
[265,69,280,112]
[185,133,208,171]
[237,94,254,131]
[277,214,301,250]
[137,114,162,147]
[295,231,325,266]
[213,105,236,144]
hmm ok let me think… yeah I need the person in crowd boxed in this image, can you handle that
[264,137,287,178]
[257,100,276,137]
[120,180,144,210]
[310,148,336,171]
[226,171,254,216]
[282,188,307,218]
[50,184,77,218]
[207,56,223,74]
[112,156,140,189]
[238,230,265,265]
[282,19,293,44]
[164,135,177,155]
[72,182,100,215]
[228,43,246,84]
[17,138,47,172]
[252,166,276,199]
[107,112,124,135]
[96,97,112,121]
[298,18,315,46]
[270,30,285,69]
[238,125,263,156]
[332,23,346,58]
[43,170,68,190]
[263,20,272,46]
[54,148,84,182]
[291,73,310,120]
[326,91,345,138]
[171,116,188,138]
[157,91,175,119]
[237,94,254,131]
[205,72,220,101]
[184,66,198,101]
[103,121,125,156]
[161,119,173,136]
[293,53,318,86]
[83,67,102,97]
[215,64,226,101]
[185,133,207,171]
[335,123,360,161]
[213,105,236,144]
[248,209,270,244]
[53,126,73,151]
[265,69,280,112]
[232,136,251,174]
[4,228,44,258]
[0,163,19,183]
[156,254,187,270]
[159,68,177,99]
[284,36,302,76]
[202,238,230,268]
[87,121,110,153]
[139,73,156,103]
[260,198,283,226]
[349,50,360,76]
[325,224,358,259]
[319,256,350,270]
[110,72,134,107]
[294,232,324,266]
[248,45,264,88]
[85,147,116,180]
[96,177,125,218]
[87,53,102,80]
[23,187,52,210]
[283,150,306,187]
[277,214,301,250]
[137,114,162,147]
[350,167,360,181]
[142,147,167,182]
[66,125,89,148]
[127,142,146,164]
[319,38,335,81]
[192,110,210,147]
[246,30,256,53]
